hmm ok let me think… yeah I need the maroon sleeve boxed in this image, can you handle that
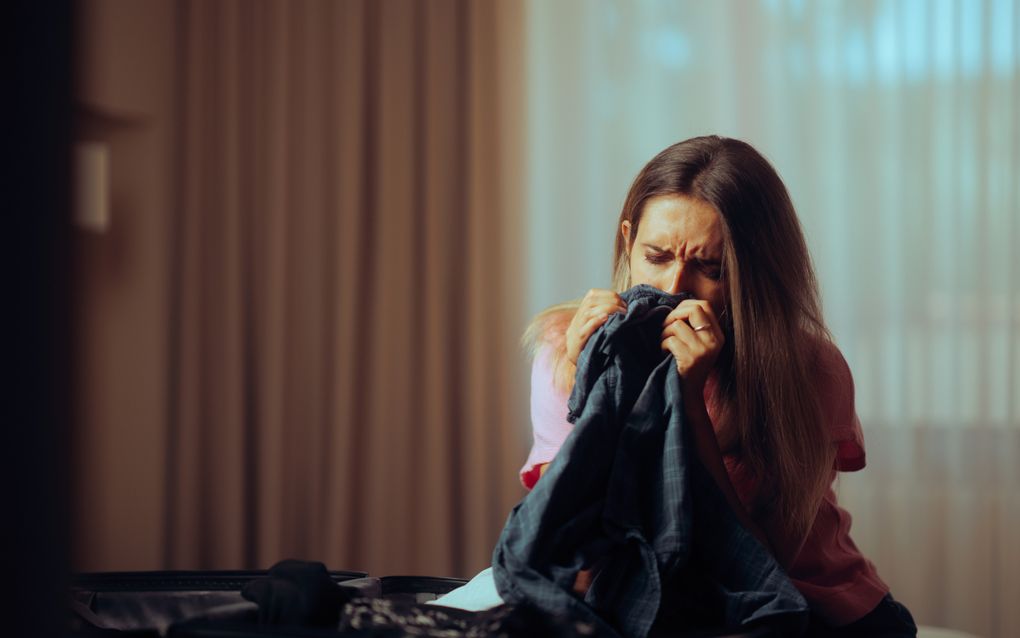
[814,339,866,472]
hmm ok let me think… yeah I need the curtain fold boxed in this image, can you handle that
[167,0,527,578]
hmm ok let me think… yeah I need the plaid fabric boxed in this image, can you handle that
[492,285,809,638]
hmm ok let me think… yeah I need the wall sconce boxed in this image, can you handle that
[74,141,109,233]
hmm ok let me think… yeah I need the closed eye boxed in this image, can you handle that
[696,260,723,279]
[644,252,672,265]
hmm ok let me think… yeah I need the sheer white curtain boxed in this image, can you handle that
[522,1,1019,635]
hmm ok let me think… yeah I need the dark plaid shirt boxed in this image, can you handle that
[492,285,808,638]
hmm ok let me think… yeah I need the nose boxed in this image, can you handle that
[663,262,693,295]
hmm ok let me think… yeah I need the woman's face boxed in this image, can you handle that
[621,194,727,318]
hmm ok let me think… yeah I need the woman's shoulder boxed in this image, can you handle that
[525,305,577,395]
[808,334,852,384]
[807,334,866,471]
[528,307,573,355]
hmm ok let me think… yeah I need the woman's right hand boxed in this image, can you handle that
[565,289,628,366]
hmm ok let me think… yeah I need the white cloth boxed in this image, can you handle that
[426,567,504,611]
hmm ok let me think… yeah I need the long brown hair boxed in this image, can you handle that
[525,135,835,542]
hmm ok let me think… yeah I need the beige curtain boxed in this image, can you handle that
[166,0,527,577]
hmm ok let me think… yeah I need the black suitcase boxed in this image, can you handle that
[70,569,369,637]
[70,569,775,637]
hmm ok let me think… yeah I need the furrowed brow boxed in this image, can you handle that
[641,242,669,253]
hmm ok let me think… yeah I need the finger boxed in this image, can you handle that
[577,306,610,328]
[594,301,628,317]
[573,302,611,328]
[568,301,622,351]
[582,312,609,334]
[685,298,717,318]
[577,312,611,343]
[598,290,628,309]
[610,292,628,312]
[663,299,716,325]
[568,315,608,362]
[685,304,725,346]
[661,318,703,351]
[686,304,714,333]
[662,302,697,327]
[584,288,622,305]
[663,302,722,343]
[660,335,694,370]
[570,306,602,337]
[660,333,681,355]
[579,293,612,312]
[572,299,629,345]
[665,312,722,354]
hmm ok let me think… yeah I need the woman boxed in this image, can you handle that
[520,136,917,636]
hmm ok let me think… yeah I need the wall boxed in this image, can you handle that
[72,0,176,571]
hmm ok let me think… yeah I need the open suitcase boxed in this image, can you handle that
[70,569,777,637]
[71,569,469,637]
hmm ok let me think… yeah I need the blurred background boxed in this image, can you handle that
[13,0,1017,636]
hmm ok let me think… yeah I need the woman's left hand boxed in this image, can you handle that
[660,299,725,395]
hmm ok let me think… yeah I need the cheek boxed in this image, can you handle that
[706,284,727,316]
[629,257,658,287]
[628,254,646,283]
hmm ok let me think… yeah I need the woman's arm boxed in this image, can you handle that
[659,300,780,556]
